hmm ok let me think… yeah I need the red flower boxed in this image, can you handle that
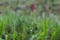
[30,4,36,11]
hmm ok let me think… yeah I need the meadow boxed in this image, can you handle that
[0,0,60,40]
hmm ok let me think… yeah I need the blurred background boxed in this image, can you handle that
[0,0,60,15]
[0,0,60,40]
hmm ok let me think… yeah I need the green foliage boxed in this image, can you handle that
[0,12,60,40]
[0,0,60,40]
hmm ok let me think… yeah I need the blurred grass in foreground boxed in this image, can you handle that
[0,12,60,40]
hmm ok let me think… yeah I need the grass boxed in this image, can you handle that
[0,12,60,40]
[0,0,60,40]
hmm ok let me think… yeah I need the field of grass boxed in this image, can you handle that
[0,0,60,40]
[0,13,60,40]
